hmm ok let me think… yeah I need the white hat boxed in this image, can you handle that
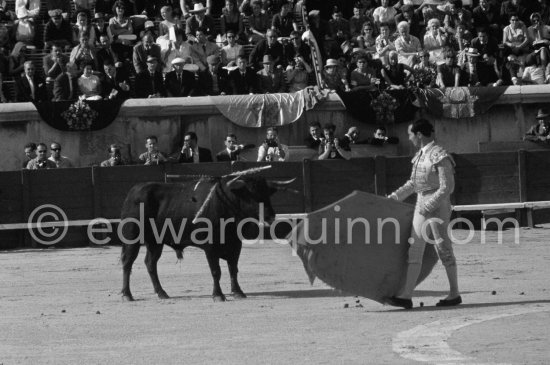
[171,57,186,65]
[190,3,209,13]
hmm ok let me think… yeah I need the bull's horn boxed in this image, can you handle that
[267,178,296,187]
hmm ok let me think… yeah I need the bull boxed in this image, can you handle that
[120,173,293,302]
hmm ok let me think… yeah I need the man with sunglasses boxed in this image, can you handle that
[26,143,57,170]
[48,142,74,168]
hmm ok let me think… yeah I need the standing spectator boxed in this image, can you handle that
[368,126,399,145]
[43,44,69,83]
[246,0,269,44]
[100,144,127,166]
[318,123,351,160]
[461,47,480,86]
[135,56,166,98]
[256,54,285,93]
[394,21,422,67]
[78,62,102,99]
[382,50,413,90]
[449,23,472,66]
[22,142,37,168]
[53,61,80,101]
[257,127,288,162]
[15,61,47,102]
[26,143,57,169]
[190,28,219,72]
[70,33,98,70]
[328,7,350,44]
[138,135,169,165]
[101,59,131,100]
[249,28,285,71]
[220,30,243,66]
[185,3,216,41]
[228,54,256,94]
[165,57,196,97]
[178,131,213,163]
[48,142,74,168]
[44,9,73,51]
[133,33,163,74]
[437,50,462,87]
[221,0,244,42]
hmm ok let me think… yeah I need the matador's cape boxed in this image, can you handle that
[287,191,439,303]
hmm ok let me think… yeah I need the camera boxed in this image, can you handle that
[265,139,278,148]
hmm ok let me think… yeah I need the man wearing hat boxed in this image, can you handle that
[525,108,550,142]
[133,33,163,74]
[256,54,285,93]
[135,56,166,98]
[165,57,196,97]
[190,28,219,71]
[196,54,229,96]
[44,9,72,50]
[249,29,285,71]
[92,12,108,41]
[185,3,216,42]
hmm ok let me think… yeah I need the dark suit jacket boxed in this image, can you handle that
[256,69,285,93]
[15,75,47,102]
[165,70,196,97]
[304,135,324,149]
[53,73,80,101]
[216,149,240,162]
[228,68,256,95]
[135,71,166,98]
[185,15,216,40]
[178,147,213,163]
[132,43,162,74]
[97,47,123,69]
[248,39,285,71]
[196,67,229,96]
[101,72,131,100]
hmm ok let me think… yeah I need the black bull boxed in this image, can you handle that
[120,175,293,302]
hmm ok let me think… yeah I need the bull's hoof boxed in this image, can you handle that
[212,294,226,302]
[157,290,170,299]
[122,294,135,302]
[232,291,247,300]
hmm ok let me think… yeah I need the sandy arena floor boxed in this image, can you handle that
[1,225,549,364]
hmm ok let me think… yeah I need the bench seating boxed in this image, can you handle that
[453,201,550,228]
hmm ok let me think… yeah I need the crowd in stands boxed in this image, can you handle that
[2,0,550,103]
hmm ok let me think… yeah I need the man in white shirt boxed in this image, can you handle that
[48,142,74,168]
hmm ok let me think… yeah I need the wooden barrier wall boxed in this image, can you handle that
[1,150,549,248]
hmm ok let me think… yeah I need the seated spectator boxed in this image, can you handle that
[228,55,256,94]
[27,143,57,169]
[43,44,69,83]
[15,61,47,102]
[73,0,95,19]
[246,0,269,44]
[8,42,27,80]
[165,57,196,97]
[101,59,131,100]
[97,34,129,76]
[521,52,546,85]
[375,22,396,65]
[272,1,296,38]
[413,50,438,88]
[467,48,502,86]
[185,3,216,42]
[53,61,80,101]
[437,50,462,87]
[304,121,324,149]
[525,108,550,142]
[322,58,350,92]
[139,20,158,41]
[500,0,528,26]
[473,0,501,37]
[357,21,377,54]
[135,56,166,98]
[373,0,397,33]
[44,9,73,51]
[382,51,413,90]
[15,0,40,21]
[449,23,472,66]
[78,62,102,99]
[160,28,192,73]
[73,11,97,47]
[70,33,98,70]
[286,53,312,92]
[139,136,169,165]
[158,5,180,38]
[221,0,245,42]
[216,134,253,161]
[48,142,74,168]
[460,48,481,86]
[502,13,530,59]
[395,5,422,39]
[340,126,361,148]
[133,33,163,74]
[93,12,109,42]
[350,53,378,91]
[178,131,213,163]
[318,123,351,160]
[190,28,220,72]
[196,55,229,96]
[368,126,399,145]
[443,0,473,36]
[350,3,368,40]
[471,27,499,62]
[108,1,134,46]
[394,21,422,67]
[284,30,311,65]
[257,127,288,162]
[527,12,550,66]
[220,30,243,66]
[100,143,127,166]
[424,18,448,65]
[249,29,285,71]
[12,13,36,47]
[256,55,285,93]
[22,142,37,168]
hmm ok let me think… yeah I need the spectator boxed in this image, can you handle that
[350,53,378,91]
[357,21,377,54]
[500,0,528,26]
[328,6,350,45]
[443,0,473,36]
[15,0,40,21]
[133,33,163,74]
[502,13,530,59]
[158,5,180,38]
[450,23,472,66]
[525,108,550,142]
[73,0,95,19]
[304,121,324,149]
[100,144,127,166]
[220,30,243,66]
[73,11,97,47]
[101,59,131,100]
[47,0,71,16]
[70,33,98,70]
[197,55,229,95]
[185,3,216,42]
[460,47,481,86]
[257,127,288,162]
[216,134,253,161]
[221,0,244,41]
[395,5,422,39]
[12,13,36,47]
[97,34,128,76]
[15,61,47,102]
[340,126,360,148]
[368,126,399,145]
[160,28,192,73]
[521,52,546,85]
[139,20,158,41]
[190,28,219,72]
[44,9,73,51]
[373,0,397,33]
[256,55,285,93]
[228,54,256,94]
[471,28,499,63]
[165,57,196,97]
[43,44,69,83]
[284,30,311,66]
[48,142,74,168]
[22,142,37,168]
[472,0,501,37]
[322,58,350,92]
[350,3,368,40]
[272,1,295,38]
[413,50,438,88]
[382,50,413,90]
[246,0,270,44]
[375,22,396,65]
[78,62,102,99]
[286,53,312,92]
[93,12,109,42]
[394,21,422,67]
[135,56,166,98]
[424,18,448,65]
[178,131,213,163]
[527,12,550,66]
[108,1,134,46]
[249,29,285,71]
[472,48,502,86]
[138,135,169,165]
[318,123,351,160]
[27,143,57,169]
[437,50,462,87]
[53,61,80,101]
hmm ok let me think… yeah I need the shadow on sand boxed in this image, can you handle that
[382,299,550,312]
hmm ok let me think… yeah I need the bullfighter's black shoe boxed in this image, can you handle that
[436,296,462,307]
[386,296,413,309]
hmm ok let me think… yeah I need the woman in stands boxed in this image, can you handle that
[8,42,27,80]
[73,12,97,47]
[158,5,179,38]
[423,18,448,65]
[375,22,396,65]
[221,0,245,43]
[78,62,102,100]
[357,21,377,55]
[220,30,243,65]
[108,1,134,46]
[381,50,413,89]
[502,12,530,59]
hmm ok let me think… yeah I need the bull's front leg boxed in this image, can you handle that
[205,252,225,302]
[227,256,246,299]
